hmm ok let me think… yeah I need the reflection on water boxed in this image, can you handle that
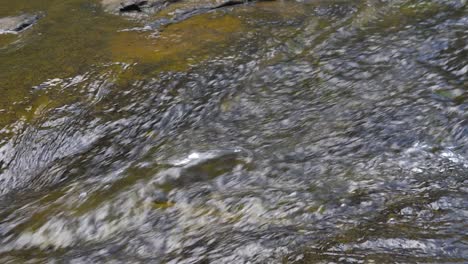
[0,0,467,263]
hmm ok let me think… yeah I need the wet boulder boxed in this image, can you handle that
[101,0,173,14]
[0,14,41,34]
[146,0,268,30]
[102,0,264,16]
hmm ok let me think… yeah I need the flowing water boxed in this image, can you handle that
[0,0,467,263]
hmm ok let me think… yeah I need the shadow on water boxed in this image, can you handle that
[0,0,467,263]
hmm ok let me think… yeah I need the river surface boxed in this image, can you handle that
[0,0,467,263]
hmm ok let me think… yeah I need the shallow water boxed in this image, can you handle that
[0,0,467,263]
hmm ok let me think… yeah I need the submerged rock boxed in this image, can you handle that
[0,14,41,34]
[145,0,270,30]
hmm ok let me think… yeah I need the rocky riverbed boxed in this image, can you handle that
[0,0,467,263]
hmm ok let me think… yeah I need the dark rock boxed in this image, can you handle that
[101,0,172,14]
[142,1,244,30]
[146,0,268,31]
[0,14,41,34]
[102,0,268,17]
[119,1,148,12]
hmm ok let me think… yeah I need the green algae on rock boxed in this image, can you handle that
[110,13,243,70]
